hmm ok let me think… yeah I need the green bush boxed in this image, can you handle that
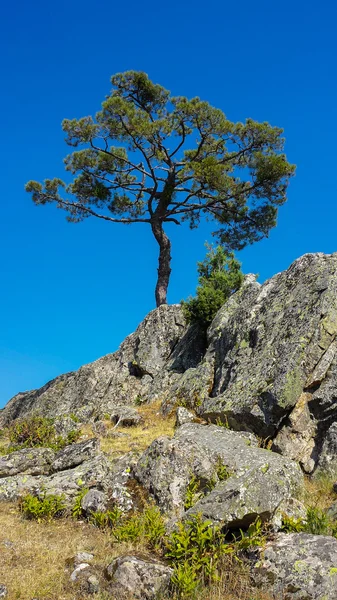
[90,507,123,529]
[71,487,90,519]
[181,245,244,329]
[19,492,67,522]
[8,415,80,452]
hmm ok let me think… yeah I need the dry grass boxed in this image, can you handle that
[0,501,275,600]
[301,473,337,511]
[88,400,175,459]
[0,405,277,600]
[0,502,156,600]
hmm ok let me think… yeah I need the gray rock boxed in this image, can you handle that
[0,447,54,478]
[251,533,337,599]
[0,585,7,598]
[53,415,81,437]
[0,454,112,502]
[186,462,303,530]
[0,305,187,425]
[326,502,337,521]
[87,575,100,594]
[109,452,137,513]
[106,555,172,600]
[70,563,90,582]
[81,489,108,515]
[315,422,337,476]
[161,253,337,472]
[272,497,307,531]
[92,420,109,437]
[74,552,94,566]
[175,407,195,427]
[51,438,99,472]
[110,407,142,427]
[134,423,303,520]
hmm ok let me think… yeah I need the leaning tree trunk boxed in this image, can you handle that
[151,219,172,307]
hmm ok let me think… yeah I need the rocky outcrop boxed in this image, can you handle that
[0,305,195,425]
[163,253,337,473]
[3,253,337,475]
[251,533,337,599]
[134,423,303,526]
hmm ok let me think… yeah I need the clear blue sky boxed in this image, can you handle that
[1,0,336,407]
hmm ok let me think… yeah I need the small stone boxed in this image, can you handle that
[92,420,109,437]
[0,585,7,598]
[81,490,107,515]
[74,552,94,566]
[106,555,172,599]
[87,575,100,594]
[110,407,142,427]
[70,563,90,582]
[175,406,194,427]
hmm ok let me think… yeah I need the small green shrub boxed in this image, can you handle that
[181,245,244,329]
[184,476,203,510]
[19,492,67,522]
[112,511,144,542]
[305,506,331,535]
[166,513,233,596]
[90,507,123,529]
[8,415,80,452]
[171,561,199,598]
[9,416,56,449]
[235,518,265,551]
[71,487,89,519]
[142,504,166,550]
[281,514,306,533]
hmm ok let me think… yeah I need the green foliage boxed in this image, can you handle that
[112,504,166,550]
[281,506,337,537]
[166,514,233,597]
[181,245,244,328]
[235,518,265,551]
[281,515,305,533]
[26,70,295,305]
[19,492,67,522]
[7,415,80,452]
[184,476,203,510]
[90,507,123,529]
[305,507,331,535]
[71,487,89,519]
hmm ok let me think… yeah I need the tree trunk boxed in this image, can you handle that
[151,219,172,307]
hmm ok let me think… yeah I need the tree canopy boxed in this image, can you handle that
[26,71,295,306]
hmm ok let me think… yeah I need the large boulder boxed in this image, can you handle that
[251,533,337,599]
[106,555,172,600]
[0,447,54,478]
[51,438,100,472]
[134,423,303,524]
[0,454,112,503]
[163,253,337,472]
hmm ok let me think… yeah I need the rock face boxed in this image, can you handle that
[106,555,172,600]
[164,253,337,473]
[134,423,303,525]
[2,253,337,474]
[251,533,337,599]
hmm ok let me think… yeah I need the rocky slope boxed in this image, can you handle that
[2,252,337,474]
[2,251,337,599]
